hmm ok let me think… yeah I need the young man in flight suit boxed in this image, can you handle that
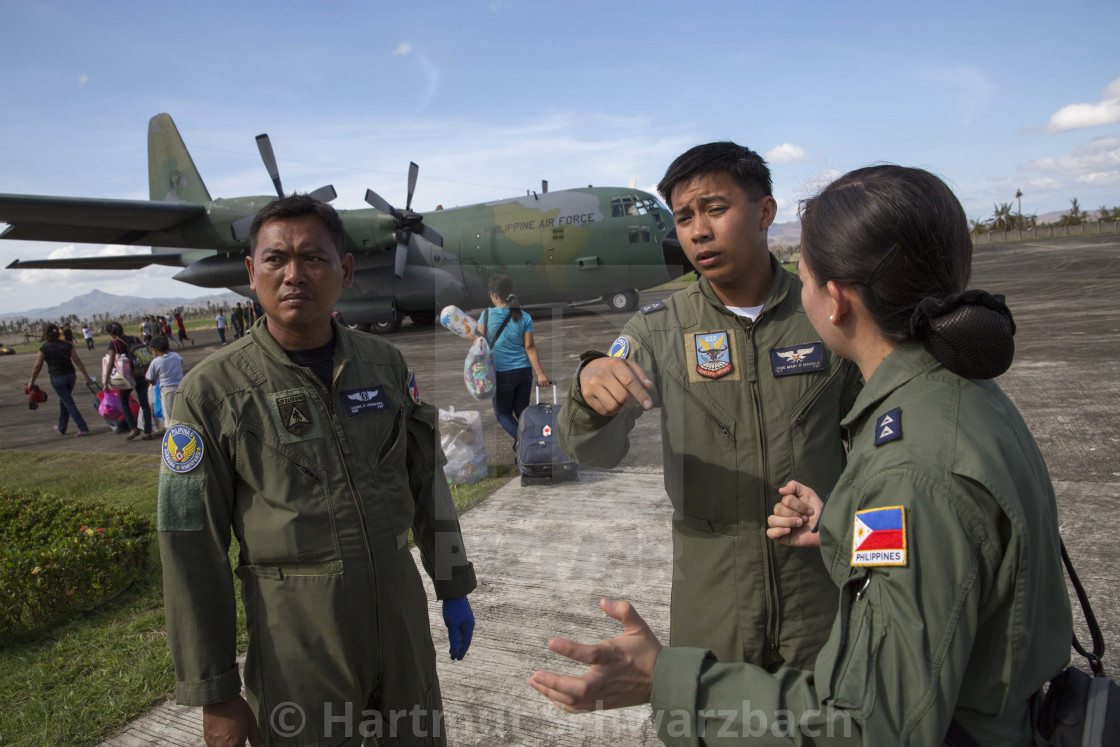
[558,142,861,669]
[158,194,476,746]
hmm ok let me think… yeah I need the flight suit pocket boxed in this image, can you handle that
[236,431,341,565]
[237,563,372,747]
[786,367,845,494]
[814,571,883,718]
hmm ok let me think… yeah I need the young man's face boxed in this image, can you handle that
[246,214,353,345]
[670,172,776,296]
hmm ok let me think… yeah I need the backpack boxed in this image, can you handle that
[129,340,154,377]
[946,541,1120,747]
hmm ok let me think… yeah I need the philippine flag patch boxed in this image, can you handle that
[851,506,907,567]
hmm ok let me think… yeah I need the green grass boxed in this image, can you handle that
[0,451,509,746]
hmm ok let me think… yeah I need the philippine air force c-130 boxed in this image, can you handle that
[2,114,688,332]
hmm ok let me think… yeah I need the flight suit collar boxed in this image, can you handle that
[249,315,356,376]
[696,252,789,317]
[840,341,940,429]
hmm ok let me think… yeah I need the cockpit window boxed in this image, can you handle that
[611,195,658,218]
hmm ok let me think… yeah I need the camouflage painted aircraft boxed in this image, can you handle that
[2,114,687,332]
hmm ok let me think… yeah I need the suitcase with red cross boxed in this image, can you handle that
[515,385,578,486]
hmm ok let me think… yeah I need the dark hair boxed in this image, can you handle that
[249,193,346,255]
[151,335,170,353]
[657,141,773,209]
[487,274,523,322]
[107,321,124,337]
[43,323,60,341]
[800,165,1014,379]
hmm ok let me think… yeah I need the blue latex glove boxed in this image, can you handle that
[442,596,475,661]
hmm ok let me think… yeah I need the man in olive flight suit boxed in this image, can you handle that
[159,194,476,747]
[558,142,861,669]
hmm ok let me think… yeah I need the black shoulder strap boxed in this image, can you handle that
[1061,540,1105,674]
[485,309,514,349]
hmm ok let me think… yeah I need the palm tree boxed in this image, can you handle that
[1058,198,1086,226]
[990,202,1015,232]
[969,217,989,235]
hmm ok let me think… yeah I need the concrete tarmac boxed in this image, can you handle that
[0,234,1116,745]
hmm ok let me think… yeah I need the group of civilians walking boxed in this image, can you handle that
[27,318,186,439]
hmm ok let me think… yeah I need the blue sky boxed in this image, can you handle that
[1,0,1117,314]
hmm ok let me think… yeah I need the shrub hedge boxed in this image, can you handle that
[0,489,151,644]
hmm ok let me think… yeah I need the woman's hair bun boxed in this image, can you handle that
[907,290,1016,379]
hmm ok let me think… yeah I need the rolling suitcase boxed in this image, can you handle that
[515,385,578,486]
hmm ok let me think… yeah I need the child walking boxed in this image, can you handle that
[146,335,184,424]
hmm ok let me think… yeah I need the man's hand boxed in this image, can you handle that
[578,358,654,416]
[528,598,662,712]
[442,596,475,660]
[202,696,263,747]
[766,480,824,547]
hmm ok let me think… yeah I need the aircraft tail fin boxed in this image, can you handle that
[148,113,212,204]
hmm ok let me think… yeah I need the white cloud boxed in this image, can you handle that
[77,73,88,86]
[1017,136,1120,193]
[1045,77,1120,132]
[915,65,995,126]
[764,143,806,164]
[392,42,411,57]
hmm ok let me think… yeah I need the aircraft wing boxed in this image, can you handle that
[0,193,205,245]
[6,254,187,270]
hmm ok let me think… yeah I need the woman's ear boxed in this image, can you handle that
[826,280,854,323]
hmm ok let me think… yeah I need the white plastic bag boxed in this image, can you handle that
[438,406,488,485]
[463,337,496,400]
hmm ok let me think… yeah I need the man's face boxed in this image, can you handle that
[246,214,353,341]
[670,172,775,293]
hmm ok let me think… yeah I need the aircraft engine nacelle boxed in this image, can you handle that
[173,254,249,288]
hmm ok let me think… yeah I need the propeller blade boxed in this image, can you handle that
[415,221,443,248]
[230,214,255,242]
[394,235,410,278]
[308,184,337,203]
[255,134,284,198]
[364,188,395,215]
[406,162,419,211]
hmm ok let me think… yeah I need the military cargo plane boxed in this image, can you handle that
[2,114,687,332]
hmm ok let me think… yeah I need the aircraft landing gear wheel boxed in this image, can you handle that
[607,289,640,313]
[350,322,373,333]
[372,313,402,335]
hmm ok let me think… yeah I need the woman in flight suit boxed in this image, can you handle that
[529,165,1074,746]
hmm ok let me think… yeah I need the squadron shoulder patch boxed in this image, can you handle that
[851,506,907,567]
[608,336,631,359]
[162,424,204,473]
[874,407,902,446]
[769,342,824,377]
[408,371,421,404]
[640,300,666,315]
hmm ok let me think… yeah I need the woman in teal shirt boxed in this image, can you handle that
[481,274,551,442]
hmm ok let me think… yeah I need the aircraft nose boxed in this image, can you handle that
[662,229,689,280]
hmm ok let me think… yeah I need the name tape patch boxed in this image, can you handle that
[851,506,907,567]
[342,387,389,416]
[874,407,902,446]
[163,424,204,473]
[769,342,824,377]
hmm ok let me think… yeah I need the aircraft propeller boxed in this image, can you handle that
[364,161,444,279]
[229,133,338,241]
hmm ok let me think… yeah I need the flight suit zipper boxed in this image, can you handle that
[741,314,782,666]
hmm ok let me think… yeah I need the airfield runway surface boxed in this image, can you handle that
[0,235,1116,745]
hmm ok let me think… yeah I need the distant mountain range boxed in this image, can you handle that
[0,289,243,323]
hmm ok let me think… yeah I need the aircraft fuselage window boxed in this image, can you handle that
[552,227,565,241]
[628,226,640,243]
